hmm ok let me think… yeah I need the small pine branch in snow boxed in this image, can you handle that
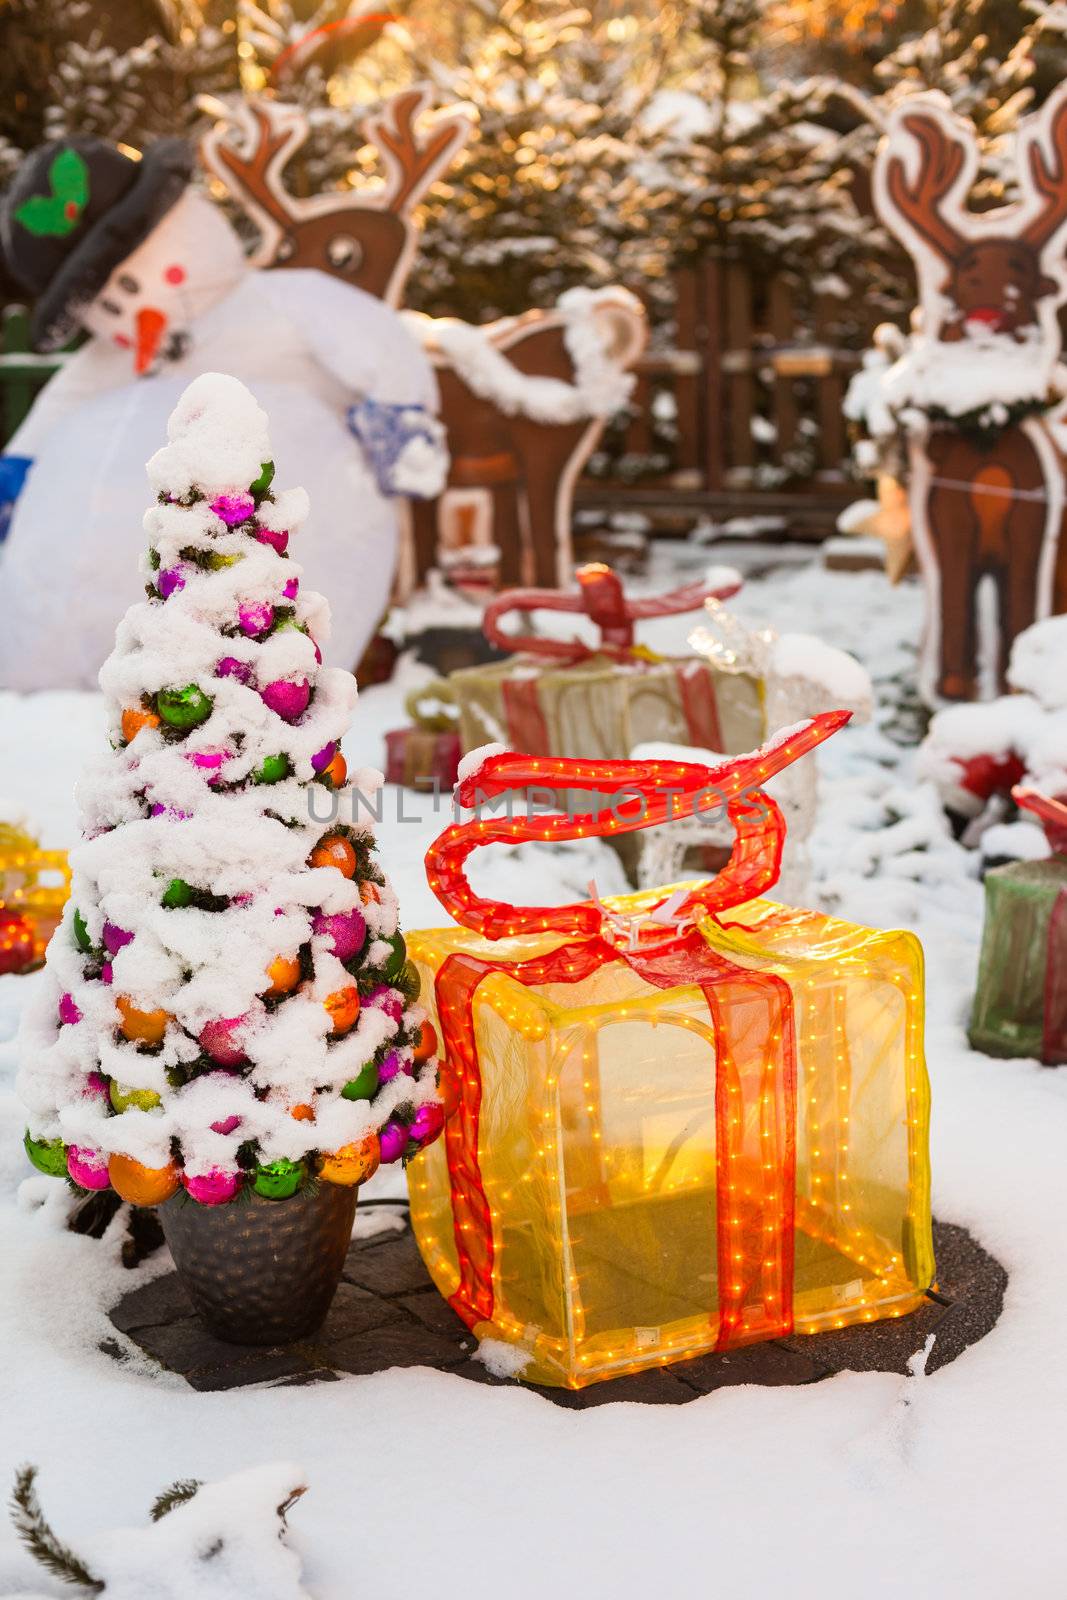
[10,1467,103,1594]
[149,1481,203,1522]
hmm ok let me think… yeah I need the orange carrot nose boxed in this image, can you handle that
[134,306,168,374]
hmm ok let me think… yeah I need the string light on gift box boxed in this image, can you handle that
[0,824,71,974]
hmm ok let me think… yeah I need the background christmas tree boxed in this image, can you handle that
[19,371,443,1206]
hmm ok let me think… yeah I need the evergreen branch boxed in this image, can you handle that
[149,1478,203,1521]
[10,1466,105,1593]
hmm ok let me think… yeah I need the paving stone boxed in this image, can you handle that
[111,1215,1006,1402]
[341,1229,433,1296]
[111,1271,195,1334]
[397,1289,472,1342]
[328,1320,468,1376]
[314,1282,406,1342]
[675,1341,824,1394]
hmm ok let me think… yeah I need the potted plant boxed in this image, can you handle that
[18,372,444,1345]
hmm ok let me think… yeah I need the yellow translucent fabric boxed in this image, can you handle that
[407,886,933,1388]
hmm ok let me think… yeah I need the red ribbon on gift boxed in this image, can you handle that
[424,709,851,1349]
[482,561,742,663]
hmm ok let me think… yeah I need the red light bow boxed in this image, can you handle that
[1013,784,1067,853]
[426,709,851,942]
[481,562,742,662]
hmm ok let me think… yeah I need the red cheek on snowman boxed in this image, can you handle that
[164,264,186,286]
[113,334,132,348]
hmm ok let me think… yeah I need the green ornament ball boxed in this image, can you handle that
[254,753,290,785]
[382,931,407,983]
[253,1157,305,1200]
[341,1061,380,1102]
[73,908,92,953]
[396,959,421,1002]
[109,1081,162,1113]
[161,878,193,909]
[24,1131,67,1178]
[250,459,275,495]
[201,550,242,572]
[157,685,213,731]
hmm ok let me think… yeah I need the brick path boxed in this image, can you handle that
[108,1216,1004,1404]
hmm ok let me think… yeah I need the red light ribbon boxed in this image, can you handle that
[424,710,851,1348]
[481,562,742,663]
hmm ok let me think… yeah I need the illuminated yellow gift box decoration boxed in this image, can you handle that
[406,713,934,1388]
[0,823,71,974]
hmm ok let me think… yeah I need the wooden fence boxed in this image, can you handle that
[2,257,868,533]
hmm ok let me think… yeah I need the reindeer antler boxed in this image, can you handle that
[200,99,308,256]
[884,111,968,261]
[364,86,471,217]
[1022,85,1067,251]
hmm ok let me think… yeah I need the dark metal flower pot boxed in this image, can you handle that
[160,1184,358,1345]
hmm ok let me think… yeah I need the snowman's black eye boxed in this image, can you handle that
[100,298,121,316]
[118,273,139,293]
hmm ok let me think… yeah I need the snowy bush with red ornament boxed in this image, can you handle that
[16,372,443,1206]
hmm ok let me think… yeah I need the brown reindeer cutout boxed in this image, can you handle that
[200,89,471,307]
[202,95,648,594]
[874,87,1067,703]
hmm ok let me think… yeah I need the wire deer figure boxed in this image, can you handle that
[202,89,647,592]
[874,84,1067,702]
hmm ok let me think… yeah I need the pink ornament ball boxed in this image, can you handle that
[282,577,299,600]
[311,907,367,963]
[377,1049,406,1085]
[84,1072,110,1100]
[215,656,253,685]
[365,985,404,1024]
[254,526,289,555]
[183,1167,241,1205]
[100,962,114,986]
[158,566,186,600]
[311,741,336,773]
[199,1016,249,1067]
[67,1145,110,1191]
[102,922,133,956]
[211,492,256,526]
[186,749,230,773]
[238,600,275,637]
[409,1101,445,1148]
[379,1121,410,1164]
[260,679,310,723]
[58,992,82,1026]
[210,1114,242,1136]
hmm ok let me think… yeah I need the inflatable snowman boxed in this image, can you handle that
[0,135,446,691]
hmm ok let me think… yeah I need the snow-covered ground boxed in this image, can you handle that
[2,542,1066,1598]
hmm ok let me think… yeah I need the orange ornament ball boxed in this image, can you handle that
[323,751,348,787]
[121,706,160,744]
[116,996,170,1046]
[290,1102,316,1122]
[325,986,361,1036]
[309,834,357,877]
[320,1132,380,1187]
[359,880,382,906]
[265,953,302,998]
[108,1153,181,1206]
[413,1019,438,1065]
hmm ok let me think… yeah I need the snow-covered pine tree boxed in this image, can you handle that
[390,0,680,321]
[19,372,443,1207]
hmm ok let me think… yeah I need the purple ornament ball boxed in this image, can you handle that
[409,1101,446,1148]
[238,600,275,637]
[211,493,256,526]
[377,1049,407,1085]
[260,679,310,723]
[158,566,186,600]
[311,741,337,773]
[379,1121,410,1164]
[311,907,367,963]
[102,922,133,956]
[283,577,299,600]
[215,656,253,685]
[365,984,404,1024]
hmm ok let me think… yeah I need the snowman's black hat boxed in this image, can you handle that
[0,136,194,351]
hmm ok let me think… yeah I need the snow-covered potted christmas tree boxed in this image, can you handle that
[18,372,443,1345]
